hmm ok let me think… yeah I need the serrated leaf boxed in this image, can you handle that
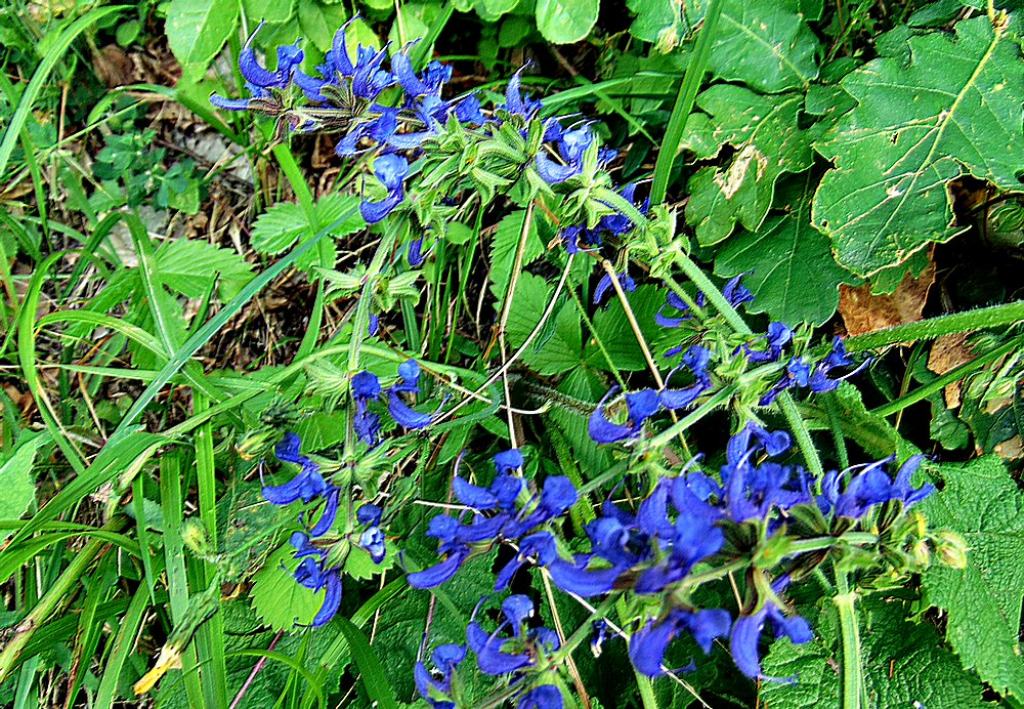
[762,597,988,708]
[344,543,396,581]
[921,456,1024,697]
[684,0,820,93]
[166,0,240,79]
[682,86,814,246]
[155,239,254,301]
[505,273,582,375]
[812,15,1024,278]
[250,544,324,631]
[535,0,598,43]
[715,176,856,325]
[251,194,364,262]
[488,210,546,303]
[0,433,46,541]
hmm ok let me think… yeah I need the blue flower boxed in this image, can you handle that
[211,24,304,110]
[655,289,705,328]
[723,274,754,308]
[408,237,427,266]
[588,387,662,444]
[415,643,466,709]
[517,685,563,709]
[599,183,649,236]
[630,608,731,677]
[593,271,636,305]
[547,555,622,597]
[818,455,934,519]
[293,559,343,627]
[359,526,387,563]
[744,322,793,365]
[535,125,594,184]
[394,359,422,393]
[501,67,541,119]
[660,345,712,410]
[352,371,383,447]
[408,548,470,589]
[358,503,383,526]
[361,154,409,223]
[262,433,328,505]
[466,620,533,675]
[729,577,812,679]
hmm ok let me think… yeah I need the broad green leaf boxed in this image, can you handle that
[243,0,294,23]
[684,0,820,93]
[682,86,814,245]
[535,0,599,44]
[250,544,324,631]
[0,433,47,541]
[628,0,685,50]
[166,0,240,79]
[155,239,254,301]
[476,0,519,22]
[762,597,988,708]
[812,16,1024,278]
[586,285,666,371]
[505,273,583,375]
[487,209,546,303]
[715,176,857,325]
[388,2,444,45]
[297,0,348,51]
[251,194,364,257]
[921,456,1024,697]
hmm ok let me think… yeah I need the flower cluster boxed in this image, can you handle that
[416,595,564,708]
[350,359,437,447]
[262,433,386,626]
[408,424,936,680]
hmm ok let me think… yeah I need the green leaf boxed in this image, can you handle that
[921,456,1024,697]
[715,176,856,325]
[250,544,324,631]
[0,433,47,541]
[628,0,685,50]
[155,239,254,301]
[243,0,295,23]
[344,543,396,581]
[334,617,399,709]
[505,273,582,375]
[812,16,1024,278]
[476,0,519,22]
[251,194,364,257]
[684,0,820,93]
[682,86,814,246]
[535,0,599,44]
[297,0,349,51]
[488,209,546,303]
[586,285,665,371]
[762,596,988,708]
[166,0,240,79]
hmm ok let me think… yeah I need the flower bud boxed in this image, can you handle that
[182,519,211,557]
[911,539,931,568]
[936,531,969,569]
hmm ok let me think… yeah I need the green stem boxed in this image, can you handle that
[871,335,1024,417]
[787,532,876,555]
[0,517,126,683]
[844,300,1024,352]
[650,0,724,204]
[834,567,864,709]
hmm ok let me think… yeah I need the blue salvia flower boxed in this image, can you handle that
[729,576,812,679]
[465,595,559,676]
[352,371,382,446]
[599,183,650,237]
[387,358,440,430]
[262,433,328,504]
[659,345,712,410]
[630,608,732,677]
[211,24,304,111]
[745,321,793,364]
[535,124,596,184]
[818,455,934,518]
[517,685,564,709]
[361,154,409,223]
[408,237,427,266]
[414,643,466,709]
[655,289,706,328]
[588,387,661,443]
[501,68,542,119]
[593,270,636,305]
